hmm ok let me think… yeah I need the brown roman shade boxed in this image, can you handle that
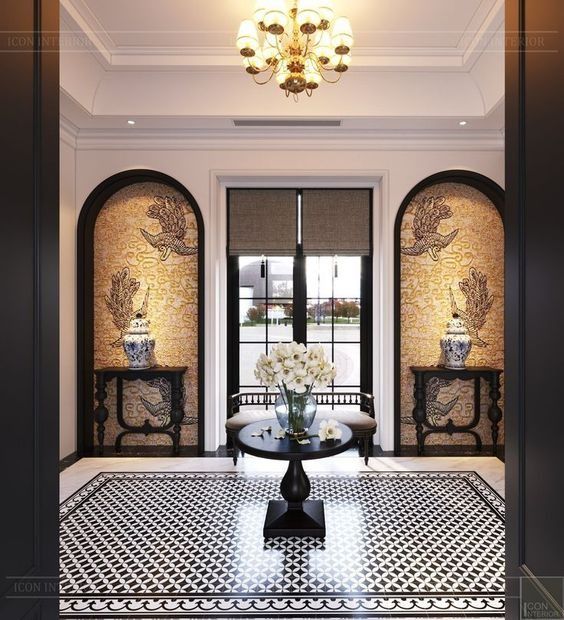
[228,189,297,255]
[302,189,371,256]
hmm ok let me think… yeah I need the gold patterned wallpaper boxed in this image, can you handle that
[93,182,200,447]
[399,182,504,448]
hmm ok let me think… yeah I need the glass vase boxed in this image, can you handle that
[275,389,317,437]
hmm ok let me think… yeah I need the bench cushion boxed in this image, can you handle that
[226,409,376,432]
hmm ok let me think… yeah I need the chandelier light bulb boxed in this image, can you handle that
[316,30,332,63]
[331,16,353,54]
[237,19,259,56]
[253,0,269,27]
[262,40,279,64]
[297,0,322,35]
[305,58,321,88]
[263,0,288,35]
[318,0,335,26]
[331,52,351,71]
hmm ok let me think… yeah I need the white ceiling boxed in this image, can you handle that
[66,0,496,51]
[60,0,505,138]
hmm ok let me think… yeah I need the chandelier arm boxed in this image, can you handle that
[311,28,324,47]
[251,68,277,86]
[307,54,342,83]
[318,68,343,84]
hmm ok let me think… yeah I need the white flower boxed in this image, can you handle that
[276,366,295,384]
[256,342,337,392]
[286,371,308,394]
[289,341,307,363]
[318,419,342,442]
[306,344,324,364]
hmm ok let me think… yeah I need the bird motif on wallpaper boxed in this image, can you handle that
[401,196,459,261]
[105,267,150,347]
[140,378,197,427]
[425,377,459,426]
[402,377,459,427]
[140,195,198,261]
[450,267,493,347]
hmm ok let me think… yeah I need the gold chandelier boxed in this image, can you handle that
[236,0,353,100]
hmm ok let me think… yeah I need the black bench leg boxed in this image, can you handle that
[363,436,371,466]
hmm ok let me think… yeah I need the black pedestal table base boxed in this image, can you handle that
[265,458,324,537]
[264,499,325,537]
[236,419,354,539]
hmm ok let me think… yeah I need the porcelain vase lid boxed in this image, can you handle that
[445,313,468,335]
[127,313,150,335]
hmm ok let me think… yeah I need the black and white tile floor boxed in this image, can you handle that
[60,456,504,619]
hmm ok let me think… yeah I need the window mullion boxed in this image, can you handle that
[293,254,307,344]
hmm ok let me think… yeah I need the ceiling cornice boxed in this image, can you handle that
[60,0,504,73]
[68,124,504,152]
[60,115,80,148]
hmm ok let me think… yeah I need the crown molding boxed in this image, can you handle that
[72,127,504,152]
[60,0,503,73]
[60,115,80,149]
[462,0,505,69]
[104,45,467,71]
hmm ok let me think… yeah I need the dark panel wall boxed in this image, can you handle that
[506,0,564,612]
[0,1,59,617]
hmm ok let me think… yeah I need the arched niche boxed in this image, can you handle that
[394,170,504,455]
[77,170,204,455]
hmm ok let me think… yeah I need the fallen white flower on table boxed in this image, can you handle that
[275,428,286,439]
[297,438,311,445]
[318,419,342,442]
[260,426,272,432]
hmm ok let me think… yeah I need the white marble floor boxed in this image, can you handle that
[60,455,505,620]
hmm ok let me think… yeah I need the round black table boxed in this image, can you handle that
[236,418,354,538]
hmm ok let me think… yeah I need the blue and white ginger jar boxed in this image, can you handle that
[440,313,472,370]
[123,313,155,369]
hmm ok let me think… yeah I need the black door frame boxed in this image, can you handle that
[505,1,564,615]
[77,170,205,456]
[0,0,59,617]
[393,169,505,455]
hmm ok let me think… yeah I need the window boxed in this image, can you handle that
[306,256,362,390]
[227,188,372,397]
[238,256,294,389]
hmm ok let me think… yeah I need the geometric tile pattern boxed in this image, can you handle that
[60,471,504,617]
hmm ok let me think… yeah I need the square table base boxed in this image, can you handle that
[263,500,326,538]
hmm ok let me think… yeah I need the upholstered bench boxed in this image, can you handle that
[226,391,377,465]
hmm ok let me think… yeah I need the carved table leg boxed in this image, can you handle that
[412,373,427,456]
[170,374,184,456]
[94,373,109,456]
[487,372,503,457]
[263,459,325,538]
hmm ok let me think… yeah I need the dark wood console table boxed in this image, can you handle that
[410,366,503,457]
[94,366,187,456]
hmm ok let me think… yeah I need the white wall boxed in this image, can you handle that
[60,137,77,458]
[60,140,504,456]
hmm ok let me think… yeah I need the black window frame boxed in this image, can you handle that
[227,187,373,398]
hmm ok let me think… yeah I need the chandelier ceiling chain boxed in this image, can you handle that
[236,0,353,101]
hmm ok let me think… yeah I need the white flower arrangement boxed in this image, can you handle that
[318,419,343,442]
[254,342,336,393]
